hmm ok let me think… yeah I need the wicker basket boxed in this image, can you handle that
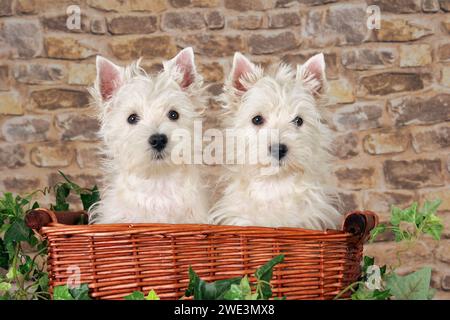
[25,208,377,300]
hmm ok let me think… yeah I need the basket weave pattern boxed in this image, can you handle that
[28,209,377,300]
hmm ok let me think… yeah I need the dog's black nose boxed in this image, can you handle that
[149,133,168,152]
[270,144,288,160]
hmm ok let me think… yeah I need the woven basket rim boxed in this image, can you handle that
[28,209,378,244]
[41,222,351,234]
[39,223,363,242]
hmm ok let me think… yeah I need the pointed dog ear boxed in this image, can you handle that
[164,47,199,89]
[296,53,327,96]
[95,56,124,101]
[229,52,258,92]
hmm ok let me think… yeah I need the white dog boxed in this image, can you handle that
[88,48,209,224]
[209,52,342,230]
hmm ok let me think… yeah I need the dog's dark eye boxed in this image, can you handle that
[292,116,303,127]
[252,115,265,126]
[127,114,139,125]
[168,110,179,121]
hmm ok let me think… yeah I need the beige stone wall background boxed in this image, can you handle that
[0,0,449,298]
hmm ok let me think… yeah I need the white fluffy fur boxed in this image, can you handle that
[88,48,209,224]
[209,53,343,230]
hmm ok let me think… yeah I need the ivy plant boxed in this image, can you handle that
[124,289,160,300]
[0,171,100,300]
[335,200,444,300]
[123,255,286,301]
[53,284,91,300]
[185,254,285,300]
[0,192,49,300]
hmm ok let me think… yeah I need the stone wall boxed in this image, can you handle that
[0,0,449,298]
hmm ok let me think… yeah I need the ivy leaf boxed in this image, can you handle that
[240,276,252,299]
[0,282,12,291]
[0,193,16,217]
[197,274,242,300]
[380,265,387,277]
[185,266,242,300]
[124,291,145,300]
[223,276,253,300]
[391,203,416,226]
[38,273,49,292]
[31,201,40,210]
[4,219,31,245]
[29,235,39,248]
[53,284,91,300]
[0,239,8,269]
[69,284,91,300]
[254,254,284,300]
[246,292,259,300]
[421,214,443,240]
[18,255,34,277]
[37,240,48,253]
[223,284,243,300]
[0,223,10,234]
[57,171,100,211]
[373,289,392,300]
[361,256,374,274]
[417,200,444,241]
[385,267,432,300]
[145,289,160,300]
[390,207,403,226]
[6,266,15,280]
[351,287,391,300]
[124,290,160,300]
[80,186,100,211]
[58,171,82,193]
[53,285,74,300]
[16,195,30,209]
[5,242,15,262]
[427,288,436,300]
[419,199,441,218]
[52,183,71,212]
[351,286,371,300]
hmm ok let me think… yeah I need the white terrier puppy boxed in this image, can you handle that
[88,48,209,224]
[209,52,342,230]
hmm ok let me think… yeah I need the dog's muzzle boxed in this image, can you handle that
[149,133,168,152]
[269,143,288,160]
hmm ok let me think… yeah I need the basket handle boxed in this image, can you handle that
[25,208,88,230]
[342,210,378,243]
